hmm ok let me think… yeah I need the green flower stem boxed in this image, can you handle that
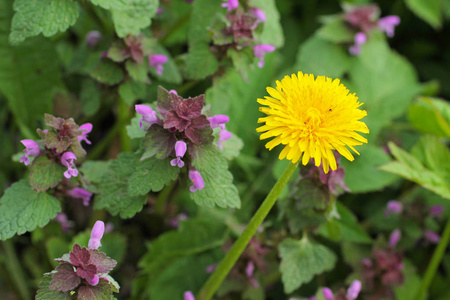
[197,161,299,300]
[119,97,132,152]
[1,240,31,300]
[416,216,450,300]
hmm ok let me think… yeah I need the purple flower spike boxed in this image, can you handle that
[149,54,168,75]
[346,280,362,300]
[170,140,187,168]
[430,205,444,218]
[78,123,93,145]
[184,291,195,300]
[61,152,78,179]
[67,187,93,206]
[189,169,205,192]
[322,287,333,300]
[378,15,400,37]
[135,104,161,130]
[218,129,232,149]
[250,8,266,22]
[424,230,440,244]
[20,139,40,166]
[88,220,105,250]
[85,31,102,48]
[221,0,238,12]
[253,44,275,68]
[208,114,230,129]
[389,229,401,248]
[385,200,402,215]
[88,274,100,286]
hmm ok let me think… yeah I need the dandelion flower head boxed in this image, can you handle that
[257,72,369,173]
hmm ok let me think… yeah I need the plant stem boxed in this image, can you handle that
[1,240,31,300]
[118,97,132,152]
[197,162,299,300]
[415,216,450,300]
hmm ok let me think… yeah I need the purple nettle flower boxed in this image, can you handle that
[389,229,401,248]
[78,123,93,145]
[253,44,275,68]
[424,230,440,244]
[385,200,402,216]
[222,0,238,12]
[189,169,205,192]
[85,31,102,48]
[135,104,162,130]
[88,221,105,250]
[205,264,217,273]
[61,152,78,179]
[149,54,168,75]
[169,89,178,95]
[104,222,114,233]
[184,291,195,300]
[218,129,232,149]
[67,187,93,206]
[349,32,367,55]
[157,7,163,14]
[245,260,259,287]
[322,287,334,300]
[208,114,229,130]
[346,280,362,300]
[378,15,400,37]
[170,140,187,168]
[249,8,266,22]
[19,139,40,166]
[54,213,74,232]
[430,205,444,218]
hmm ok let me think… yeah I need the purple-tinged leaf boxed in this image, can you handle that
[45,114,65,130]
[70,244,90,267]
[164,111,190,131]
[157,86,181,116]
[174,95,204,120]
[45,130,72,153]
[55,253,71,264]
[49,263,81,292]
[77,279,112,300]
[36,273,71,300]
[76,264,97,282]
[29,156,65,192]
[89,250,117,274]
[141,125,177,160]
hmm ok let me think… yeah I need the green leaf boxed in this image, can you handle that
[295,35,350,78]
[126,114,146,139]
[29,156,65,192]
[119,80,148,106]
[220,133,243,160]
[128,156,179,196]
[46,237,70,268]
[0,180,61,240]
[36,273,71,300]
[190,144,240,208]
[348,32,421,140]
[319,202,372,244]
[342,144,398,193]
[126,60,150,83]
[78,278,113,299]
[183,0,221,79]
[316,17,354,43]
[0,1,63,128]
[405,0,442,29]
[9,0,79,45]
[80,79,101,116]
[94,153,147,218]
[149,251,222,300]
[279,238,337,293]
[89,60,124,85]
[379,138,450,200]
[183,43,219,80]
[249,0,284,48]
[138,218,227,273]
[89,0,159,38]
[79,160,111,183]
[408,97,450,137]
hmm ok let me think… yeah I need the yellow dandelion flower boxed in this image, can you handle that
[256,72,369,173]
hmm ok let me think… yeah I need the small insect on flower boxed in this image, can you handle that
[256,72,369,173]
